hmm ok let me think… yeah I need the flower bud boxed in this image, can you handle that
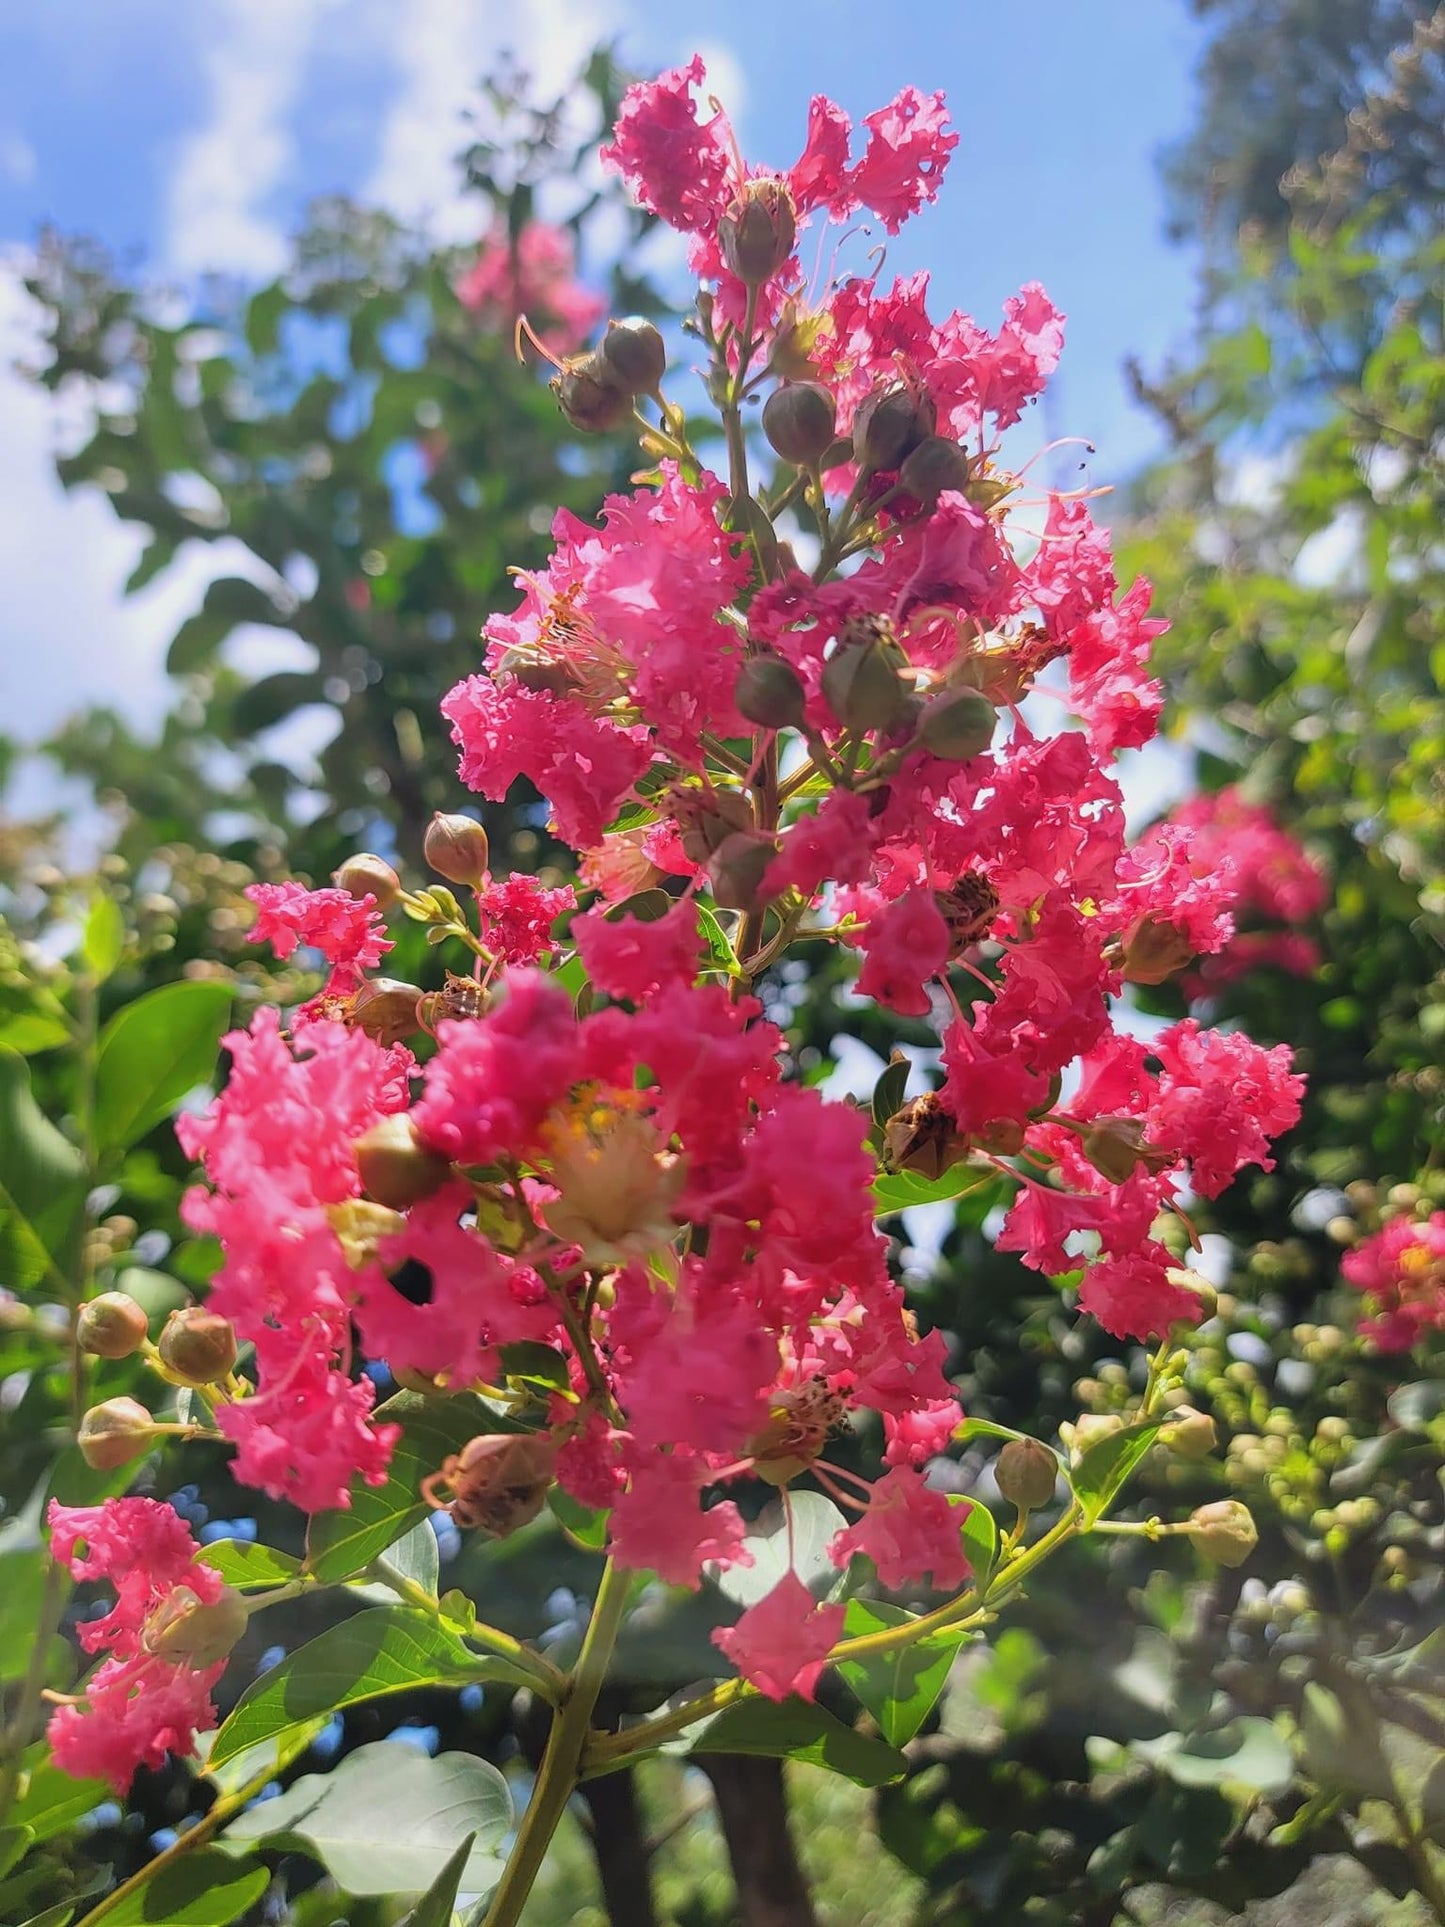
[346,977,423,1048]
[1187,1499,1259,1567]
[78,1398,158,1471]
[332,853,401,907]
[708,832,780,913]
[995,1437,1059,1514]
[599,316,666,395]
[550,351,632,433]
[853,381,936,474]
[158,1308,238,1387]
[821,643,909,734]
[146,1584,249,1667]
[735,655,806,731]
[1119,914,1193,986]
[76,1291,149,1360]
[1067,1412,1125,1458]
[881,1093,971,1182]
[917,690,997,761]
[424,812,490,890]
[1081,1116,1171,1185]
[762,381,837,467]
[718,178,797,287]
[898,435,972,504]
[355,1113,452,1210]
[671,787,755,865]
[1160,1405,1218,1462]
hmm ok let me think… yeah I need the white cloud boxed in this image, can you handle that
[0,128,36,186]
[164,0,327,278]
[363,0,623,242]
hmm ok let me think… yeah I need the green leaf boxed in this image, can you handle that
[836,1600,969,1745]
[1069,1418,1164,1525]
[712,1491,848,1608]
[548,1485,609,1551]
[953,1495,1000,1584]
[695,903,742,978]
[0,1049,86,1294]
[6,1746,109,1845]
[167,577,290,675]
[349,1518,440,1605]
[197,1541,301,1591]
[102,1850,268,1926]
[18,1906,75,1927]
[81,897,125,984]
[871,1055,911,1131]
[687,1698,907,1788]
[93,981,233,1158]
[871,1165,993,1214]
[201,1716,331,1800]
[0,1548,46,1680]
[209,1607,489,1768]
[952,1417,1030,1448]
[0,1826,35,1880]
[1133,1717,1294,1798]
[0,1012,72,1056]
[400,1831,477,1927]
[305,1390,524,1584]
[220,1743,511,1897]
[497,1341,571,1392]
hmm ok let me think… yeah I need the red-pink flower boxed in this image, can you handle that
[609,1448,750,1588]
[1342,1213,1445,1352]
[829,1464,971,1591]
[245,881,391,988]
[477,873,576,966]
[1146,1019,1304,1199]
[573,898,702,1002]
[1076,1244,1203,1341]
[46,1498,233,1791]
[712,1572,846,1701]
[412,969,577,1165]
[455,220,606,356]
[855,889,951,1017]
[846,86,957,232]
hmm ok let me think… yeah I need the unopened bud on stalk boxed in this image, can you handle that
[1187,1499,1258,1567]
[672,787,755,865]
[146,1585,250,1666]
[708,832,780,913]
[995,1437,1059,1513]
[822,642,909,733]
[332,853,401,907]
[347,978,424,1048]
[1160,1405,1217,1462]
[1068,1413,1125,1457]
[599,316,666,395]
[918,690,997,761]
[424,813,490,890]
[355,1113,452,1210]
[76,1292,149,1360]
[78,1398,159,1471]
[853,381,936,474]
[735,655,806,730]
[550,352,633,433]
[762,381,837,466]
[1081,1116,1170,1185]
[718,178,797,287]
[1119,914,1193,985]
[898,435,973,504]
[158,1308,238,1387]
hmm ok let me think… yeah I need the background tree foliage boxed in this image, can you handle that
[2,9,1443,1925]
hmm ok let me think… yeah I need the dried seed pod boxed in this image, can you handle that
[599,315,667,394]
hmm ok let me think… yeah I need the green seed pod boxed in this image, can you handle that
[918,690,997,761]
[550,352,632,433]
[995,1437,1059,1513]
[762,382,837,467]
[821,643,909,733]
[1160,1405,1218,1462]
[898,435,973,504]
[1187,1499,1259,1568]
[332,853,401,907]
[599,316,667,395]
[735,655,806,730]
[424,812,490,890]
[158,1308,238,1387]
[853,381,936,474]
[78,1398,157,1471]
[355,1113,453,1210]
[718,178,797,286]
[76,1292,149,1360]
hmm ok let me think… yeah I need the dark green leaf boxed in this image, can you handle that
[400,1831,477,1927]
[0,1827,34,1880]
[93,982,232,1158]
[871,1166,994,1214]
[548,1486,609,1551]
[305,1390,524,1584]
[953,1495,1000,1584]
[209,1607,491,1768]
[871,1055,910,1130]
[220,1743,511,1897]
[0,1549,46,1679]
[1069,1418,1164,1524]
[103,1850,268,1926]
[836,1600,968,1745]
[18,1906,75,1927]
[1133,1717,1293,1798]
[0,1048,86,1293]
[695,903,742,978]
[687,1698,907,1787]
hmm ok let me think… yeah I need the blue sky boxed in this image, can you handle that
[0,0,1206,755]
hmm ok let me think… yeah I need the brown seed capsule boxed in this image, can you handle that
[1081,1116,1172,1185]
[145,1585,249,1667]
[1187,1499,1259,1568]
[550,351,633,433]
[671,786,755,866]
[917,690,997,761]
[735,655,806,731]
[747,1378,848,1487]
[762,381,837,467]
[355,1113,452,1210]
[853,380,936,474]
[421,1432,557,1537]
[78,1398,158,1471]
[599,315,667,395]
[934,873,1000,953]
[424,812,491,890]
[898,435,973,504]
[158,1308,238,1387]
[332,853,401,907]
[76,1291,149,1360]
[346,977,424,1048]
[821,642,909,733]
[881,1092,972,1182]
[708,832,781,914]
[718,177,797,286]
[995,1437,1060,1514]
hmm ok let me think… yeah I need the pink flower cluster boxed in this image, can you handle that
[1343,1212,1445,1352]
[45,1499,232,1792]
[456,219,606,356]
